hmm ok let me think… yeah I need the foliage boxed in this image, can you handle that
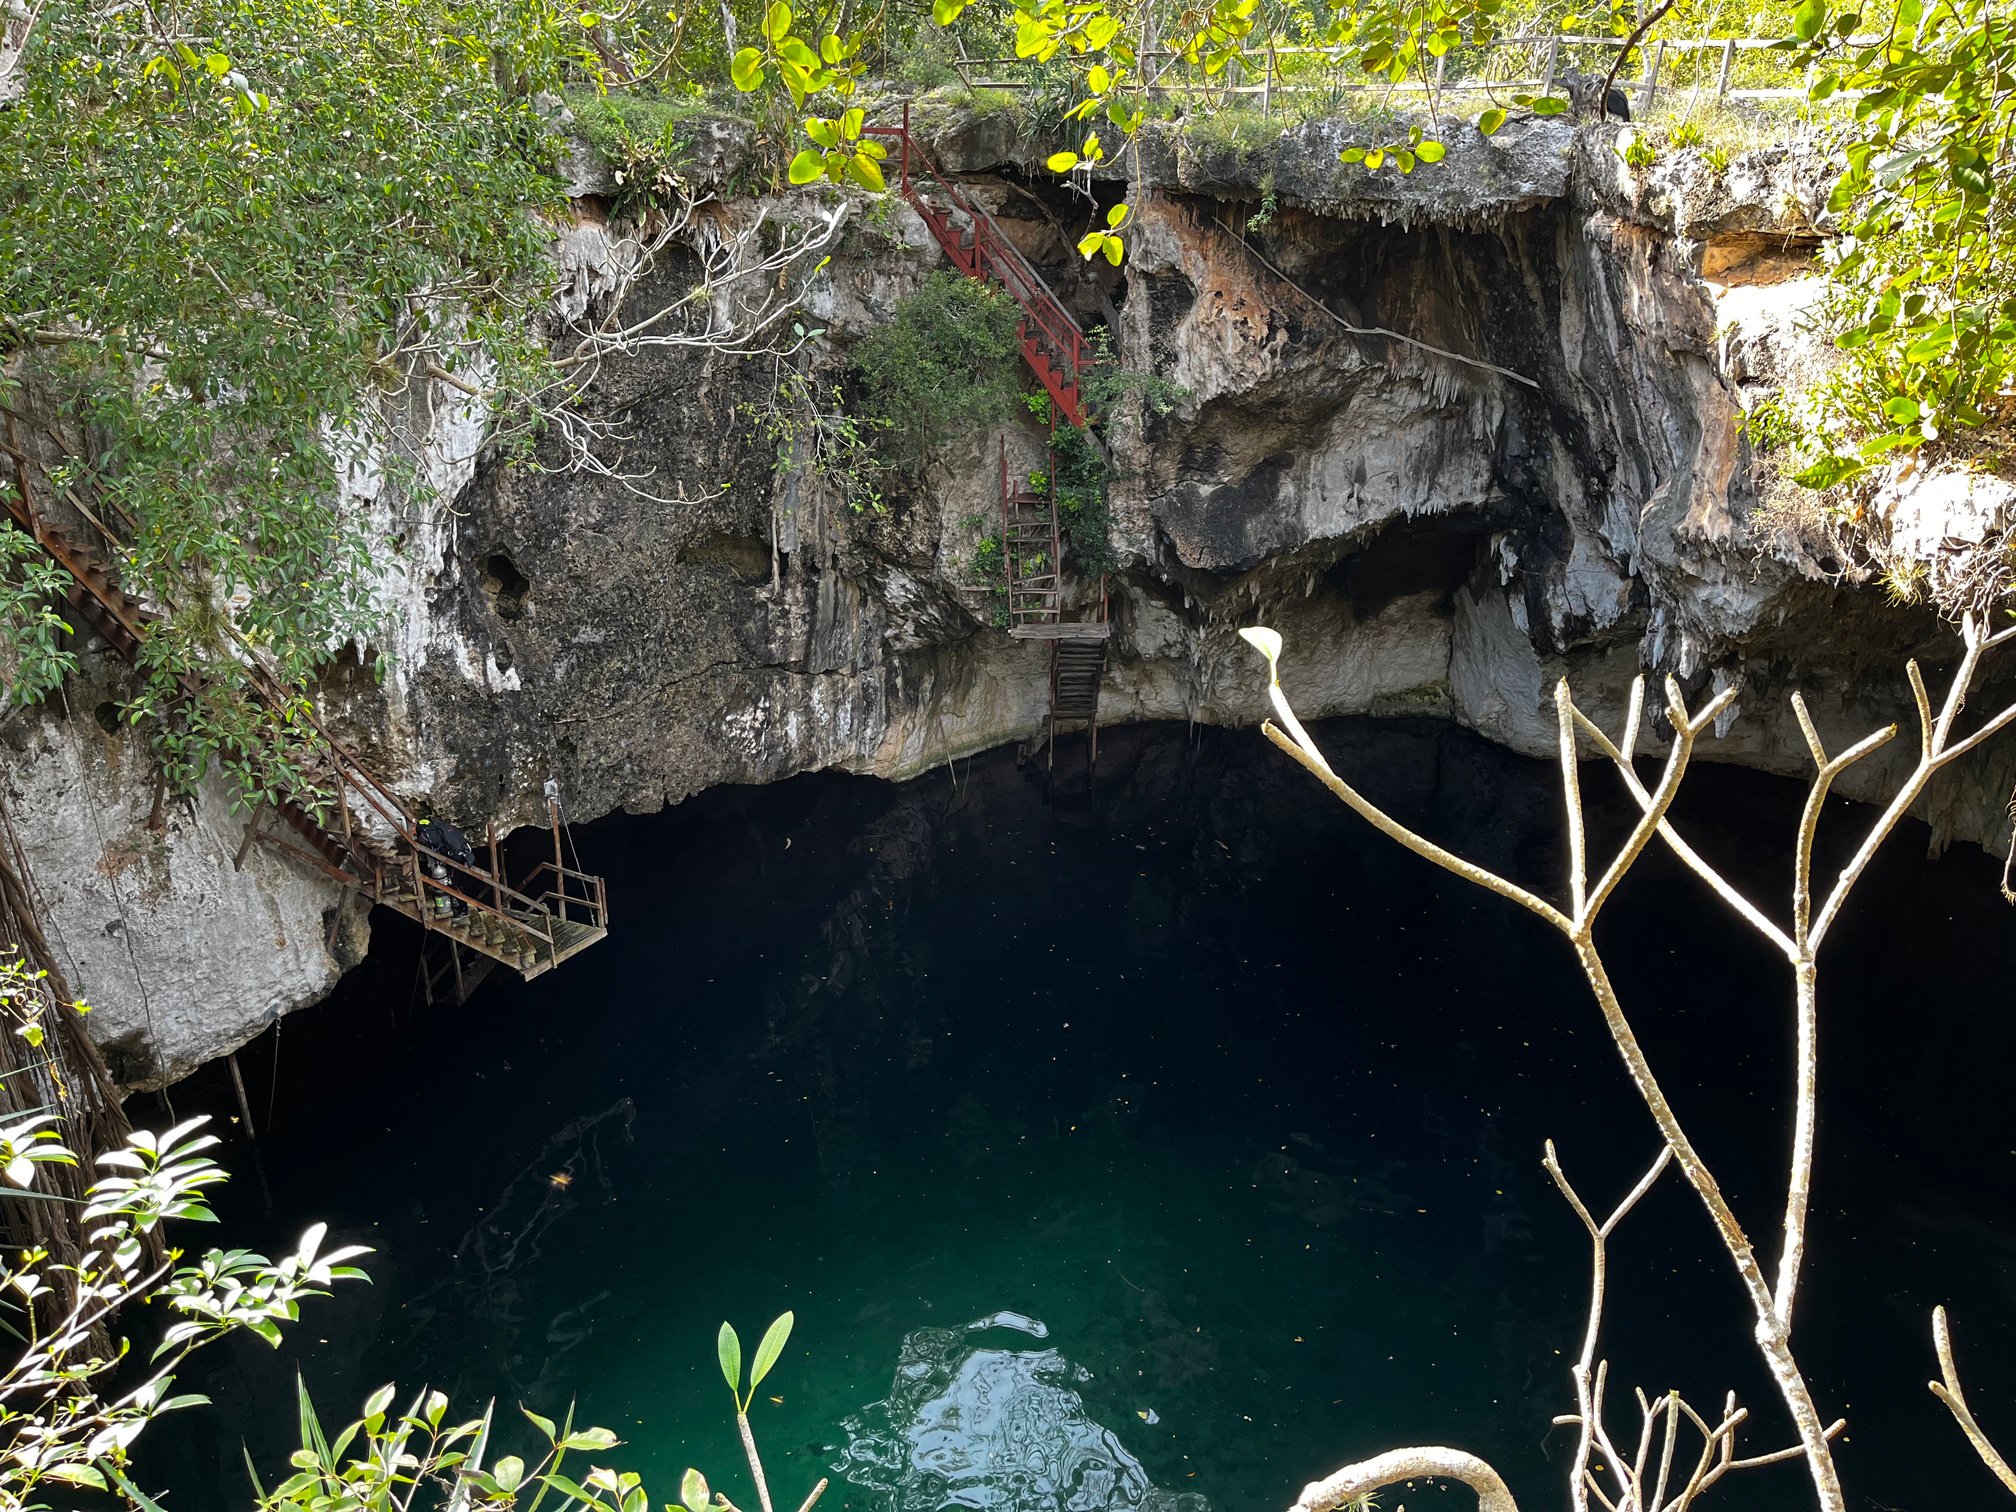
[1049,424,1121,575]
[567,89,746,203]
[1778,0,2016,488]
[854,274,1026,468]
[1615,125,1660,167]
[967,532,1012,627]
[0,983,367,1503]
[1020,339,1184,580]
[0,0,581,800]
[740,363,893,516]
[251,1313,815,1512]
[0,522,72,708]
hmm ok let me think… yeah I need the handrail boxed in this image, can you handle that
[866,105,1091,426]
[4,409,609,974]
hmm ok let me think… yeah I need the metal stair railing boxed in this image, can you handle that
[867,105,1091,428]
[0,423,609,978]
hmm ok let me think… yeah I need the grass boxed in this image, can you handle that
[564,87,752,161]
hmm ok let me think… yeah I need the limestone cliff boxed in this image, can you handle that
[9,103,2013,1087]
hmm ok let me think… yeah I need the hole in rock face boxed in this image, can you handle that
[680,531,773,586]
[482,552,531,621]
[1702,232,1824,286]
[93,701,121,736]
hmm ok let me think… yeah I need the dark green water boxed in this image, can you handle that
[157,719,2016,1511]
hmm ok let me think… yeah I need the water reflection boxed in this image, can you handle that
[835,1314,1208,1512]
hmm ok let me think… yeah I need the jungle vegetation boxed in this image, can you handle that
[0,0,2007,795]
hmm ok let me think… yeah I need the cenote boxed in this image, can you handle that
[153,718,2016,1511]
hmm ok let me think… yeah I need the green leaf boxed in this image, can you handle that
[1478,107,1507,135]
[1106,201,1129,228]
[806,118,838,148]
[787,149,827,185]
[730,47,765,90]
[541,1471,615,1509]
[1046,151,1081,172]
[683,1468,712,1510]
[1076,230,1107,259]
[1881,395,1922,423]
[751,1312,796,1390]
[1791,454,1863,490]
[1416,139,1446,163]
[763,1,792,41]
[1904,328,1956,362]
[847,152,887,191]
[1794,0,1827,41]
[1103,235,1125,266]
[105,1466,174,1512]
[496,1457,527,1494]
[931,0,969,23]
[560,1427,621,1451]
[1532,95,1568,116]
[718,1321,744,1397]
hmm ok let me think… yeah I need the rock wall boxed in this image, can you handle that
[12,103,2015,1087]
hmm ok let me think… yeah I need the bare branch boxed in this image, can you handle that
[1724,1419,1847,1472]
[1791,692,1829,768]
[1261,718,1571,932]
[1930,1306,2016,1495]
[1559,680,1591,920]
[1570,707,1797,959]
[1247,627,1848,1511]
[1543,1141,1669,1512]
[1291,1447,1520,1512]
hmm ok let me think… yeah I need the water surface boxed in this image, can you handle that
[158,719,2016,1511]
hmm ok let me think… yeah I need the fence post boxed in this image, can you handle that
[1541,34,1560,97]
[1717,36,1735,98]
[1640,38,1665,114]
[488,820,504,917]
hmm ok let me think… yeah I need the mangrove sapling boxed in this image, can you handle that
[719,1313,829,1512]
[1241,618,2016,1512]
[0,1095,369,1505]
[253,1313,823,1512]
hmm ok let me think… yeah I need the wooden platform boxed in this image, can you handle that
[1010,621,1113,641]
[387,891,607,979]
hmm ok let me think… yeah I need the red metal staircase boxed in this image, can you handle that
[0,421,607,992]
[864,110,1115,767]
[868,106,1091,430]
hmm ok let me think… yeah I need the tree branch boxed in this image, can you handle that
[1930,1306,2016,1496]
[1291,1447,1520,1512]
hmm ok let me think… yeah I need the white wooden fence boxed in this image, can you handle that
[955,32,1826,110]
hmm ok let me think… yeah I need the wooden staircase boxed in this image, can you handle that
[995,441,1112,769]
[0,424,608,989]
